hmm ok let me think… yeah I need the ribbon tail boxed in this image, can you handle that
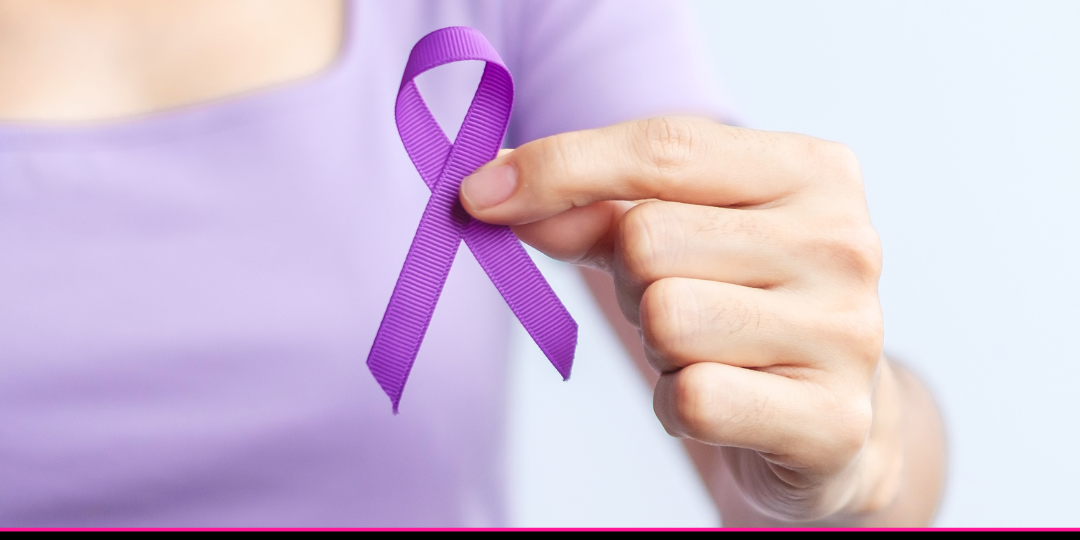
[463,219,577,379]
[367,188,468,412]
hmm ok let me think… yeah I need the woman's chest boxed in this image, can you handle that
[0,90,512,447]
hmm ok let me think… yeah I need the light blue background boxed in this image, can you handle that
[506,0,1080,527]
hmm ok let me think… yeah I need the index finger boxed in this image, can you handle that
[460,117,835,226]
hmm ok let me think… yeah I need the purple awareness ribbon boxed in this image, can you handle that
[367,27,578,413]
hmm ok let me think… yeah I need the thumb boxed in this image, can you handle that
[462,147,630,267]
[461,149,632,268]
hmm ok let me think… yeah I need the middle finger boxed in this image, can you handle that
[614,200,798,315]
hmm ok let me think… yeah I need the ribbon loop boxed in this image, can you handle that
[368,27,578,412]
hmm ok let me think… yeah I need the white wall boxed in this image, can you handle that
[508,0,1080,527]
[692,0,1080,526]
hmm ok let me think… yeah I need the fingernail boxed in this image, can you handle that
[461,164,517,210]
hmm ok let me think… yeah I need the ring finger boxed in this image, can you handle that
[639,277,833,373]
[615,200,799,291]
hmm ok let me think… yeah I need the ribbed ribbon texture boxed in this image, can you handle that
[367,27,578,412]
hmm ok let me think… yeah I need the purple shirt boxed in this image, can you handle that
[0,0,728,527]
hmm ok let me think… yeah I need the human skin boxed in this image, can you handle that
[0,0,342,121]
[462,121,946,525]
[0,0,945,526]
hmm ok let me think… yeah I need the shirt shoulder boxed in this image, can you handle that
[356,0,734,145]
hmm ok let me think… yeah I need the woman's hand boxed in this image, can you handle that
[460,117,943,524]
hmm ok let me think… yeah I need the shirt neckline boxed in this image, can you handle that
[0,0,359,150]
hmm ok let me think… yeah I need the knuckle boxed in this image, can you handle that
[826,141,862,178]
[805,302,884,375]
[808,139,863,184]
[810,277,885,366]
[635,117,701,180]
[814,225,883,284]
[618,202,673,282]
[841,308,886,367]
[825,394,874,458]
[669,369,720,438]
[842,321,885,369]
[640,279,699,366]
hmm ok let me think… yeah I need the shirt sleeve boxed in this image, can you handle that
[498,0,737,146]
